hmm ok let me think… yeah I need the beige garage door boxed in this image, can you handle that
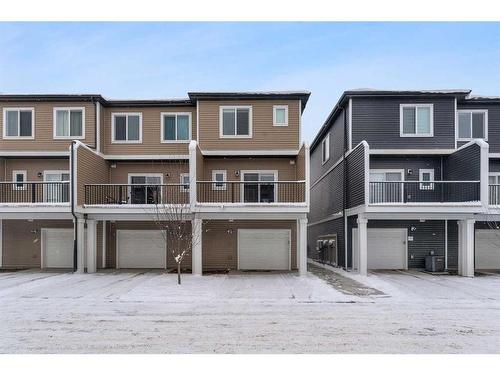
[475,230,500,270]
[117,230,166,269]
[42,228,74,268]
[238,229,290,270]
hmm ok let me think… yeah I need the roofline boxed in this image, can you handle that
[105,99,194,107]
[310,89,473,152]
[188,91,311,112]
[0,94,106,103]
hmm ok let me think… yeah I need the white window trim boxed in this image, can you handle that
[212,170,227,191]
[2,107,35,139]
[399,104,434,137]
[321,133,330,165]
[369,169,405,203]
[457,109,488,142]
[240,170,278,203]
[12,170,27,190]
[111,112,143,144]
[219,105,253,139]
[160,112,192,143]
[52,107,86,140]
[127,173,164,204]
[180,173,190,192]
[43,170,70,181]
[273,105,289,126]
[419,168,435,190]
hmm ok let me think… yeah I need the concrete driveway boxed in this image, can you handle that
[1,267,499,353]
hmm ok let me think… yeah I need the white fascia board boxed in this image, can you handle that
[201,149,300,156]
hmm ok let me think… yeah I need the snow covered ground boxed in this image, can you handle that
[0,266,499,353]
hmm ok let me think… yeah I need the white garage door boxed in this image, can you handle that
[353,228,407,270]
[238,229,290,270]
[42,228,74,268]
[475,230,500,270]
[117,230,166,269]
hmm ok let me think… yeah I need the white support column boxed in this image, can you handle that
[86,219,97,274]
[458,219,475,277]
[192,217,202,276]
[298,217,308,276]
[76,218,85,274]
[102,220,107,269]
[357,217,368,276]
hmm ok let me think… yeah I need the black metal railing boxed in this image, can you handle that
[196,181,306,204]
[489,185,500,205]
[0,181,70,203]
[84,184,189,205]
[369,181,480,204]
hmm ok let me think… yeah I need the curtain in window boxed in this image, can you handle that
[56,110,69,136]
[177,115,189,140]
[402,107,415,134]
[6,111,18,136]
[70,110,82,137]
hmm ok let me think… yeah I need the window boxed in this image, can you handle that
[112,113,142,143]
[43,171,70,203]
[161,113,191,142]
[12,170,27,190]
[400,104,433,137]
[458,110,488,141]
[128,174,163,204]
[419,169,435,190]
[273,105,288,126]
[490,174,500,205]
[3,108,34,139]
[321,133,330,164]
[369,169,404,203]
[220,106,252,137]
[180,173,190,192]
[212,170,227,190]
[53,108,84,139]
[241,171,277,203]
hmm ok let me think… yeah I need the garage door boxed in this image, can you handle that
[42,228,74,268]
[238,229,290,270]
[353,228,407,270]
[117,230,166,269]
[475,230,500,270]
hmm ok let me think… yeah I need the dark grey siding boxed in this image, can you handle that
[310,108,346,184]
[489,158,500,172]
[458,103,500,153]
[370,155,443,181]
[346,144,366,208]
[308,217,345,267]
[447,220,458,269]
[443,143,481,181]
[309,162,343,223]
[351,96,456,149]
[348,219,446,269]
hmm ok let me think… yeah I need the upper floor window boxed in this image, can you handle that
[53,107,84,139]
[458,110,487,141]
[112,113,142,143]
[2,108,34,139]
[220,106,252,138]
[321,133,330,165]
[400,104,433,137]
[273,105,288,126]
[161,113,191,143]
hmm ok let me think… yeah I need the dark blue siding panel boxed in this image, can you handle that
[443,143,481,181]
[346,144,366,208]
[308,218,345,267]
[458,103,500,153]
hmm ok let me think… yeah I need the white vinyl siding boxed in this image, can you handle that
[457,110,488,141]
[400,104,433,137]
[2,108,34,139]
[53,107,85,139]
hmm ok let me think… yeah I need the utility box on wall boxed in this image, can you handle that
[425,255,445,272]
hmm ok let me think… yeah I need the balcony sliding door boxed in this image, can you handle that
[369,170,403,204]
[129,175,162,204]
[242,172,277,203]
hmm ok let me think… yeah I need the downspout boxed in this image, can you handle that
[342,105,348,270]
[71,141,78,271]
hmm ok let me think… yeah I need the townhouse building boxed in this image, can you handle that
[309,89,500,277]
[0,91,310,275]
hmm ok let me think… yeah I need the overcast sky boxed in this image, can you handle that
[1,22,499,142]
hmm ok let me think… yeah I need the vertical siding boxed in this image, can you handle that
[351,96,456,149]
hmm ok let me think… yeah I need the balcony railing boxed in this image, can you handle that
[196,181,306,204]
[489,185,500,205]
[84,184,189,205]
[369,181,480,204]
[0,182,70,204]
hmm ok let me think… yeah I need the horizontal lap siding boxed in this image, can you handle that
[2,219,73,268]
[296,145,306,180]
[370,155,443,180]
[0,101,96,151]
[307,217,345,267]
[346,145,365,208]
[106,221,192,270]
[489,158,500,172]
[102,106,196,155]
[202,220,297,271]
[309,162,343,223]
[352,97,455,149]
[447,220,458,269]
[458,103,500,153]
[198,100,300,151]
[202,157,297,181]
[4,158,69,181]
[443,143,481,181]
[76,146,110,206]
[110,161,188,184]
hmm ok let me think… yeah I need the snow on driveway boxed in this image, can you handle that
[0,268,499,353]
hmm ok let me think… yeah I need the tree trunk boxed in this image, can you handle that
[177,262,181,285]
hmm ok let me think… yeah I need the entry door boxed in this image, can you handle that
[369,170,403,203]
[44,171,70,203]
[129,175,162,204]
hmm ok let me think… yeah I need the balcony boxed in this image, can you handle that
[84,184,189,205]
[369,181,480,204]
[0,182,70,204]
[489,185,500,206]
[196,181,306,204]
